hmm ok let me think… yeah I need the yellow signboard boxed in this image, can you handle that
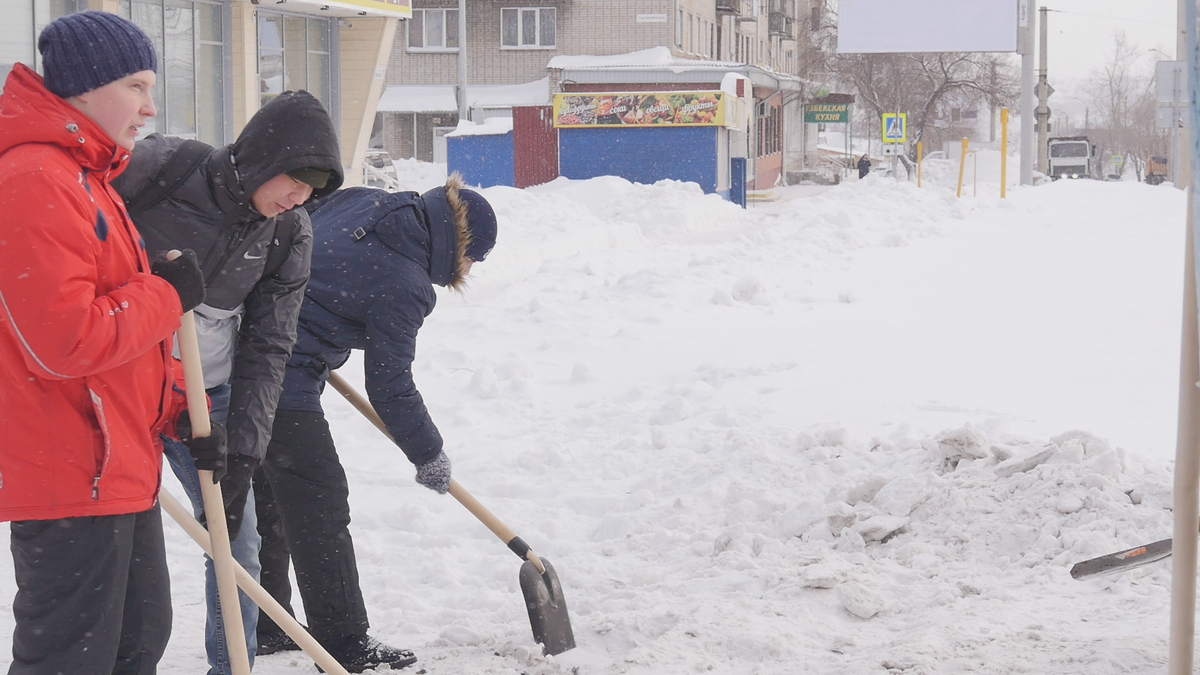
[553,92,726,128]
[302,0,411,18]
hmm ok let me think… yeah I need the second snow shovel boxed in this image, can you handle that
[170,251,251,675]
[325,371,576,655]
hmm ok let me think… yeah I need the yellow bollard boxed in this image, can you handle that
[1000,108,1009,198]
[956,138,969,198]
[917,141,923,188]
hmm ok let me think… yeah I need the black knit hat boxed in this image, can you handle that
[38,11,157,99]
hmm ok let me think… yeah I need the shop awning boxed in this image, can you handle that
[377,78,550,114]
[547,47,802,94]
[279,0,411,19]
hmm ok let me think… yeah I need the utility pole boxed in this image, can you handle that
[1019,0,1035,185]
[1168,1,1198,675]
[456,0,468,122]
[1176,0,1191,190]
[1035,7,1049,174]
[989,61,997,143]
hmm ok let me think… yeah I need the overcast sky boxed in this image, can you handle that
[1040,0,1177,80]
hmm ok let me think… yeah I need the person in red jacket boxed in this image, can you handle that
[0,11,211,675]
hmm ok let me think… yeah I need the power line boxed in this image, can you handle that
[1043,8,1173,28]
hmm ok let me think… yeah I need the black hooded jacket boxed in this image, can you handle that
[112,91,343,462]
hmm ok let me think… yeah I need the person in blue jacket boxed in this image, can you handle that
[253,174,497,672]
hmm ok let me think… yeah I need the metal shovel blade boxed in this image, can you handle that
[518,558,576,655]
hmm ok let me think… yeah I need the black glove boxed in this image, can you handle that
[151,249,206,313]
[415,451,451,494]
[219,455,257,540]
[176,411,227,482]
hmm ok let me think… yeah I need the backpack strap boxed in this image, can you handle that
[123,139,211,218]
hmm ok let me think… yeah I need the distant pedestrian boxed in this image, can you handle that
[857,154,872,179]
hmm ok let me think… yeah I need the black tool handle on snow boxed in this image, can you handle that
[1070,536,1176,579]
[325,371,547,574]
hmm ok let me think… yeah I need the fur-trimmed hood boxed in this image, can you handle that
[303,177,476,291]
[419,173,477,291]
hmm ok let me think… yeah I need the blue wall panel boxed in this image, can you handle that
[558,126,718,193]
[447,133,515,188]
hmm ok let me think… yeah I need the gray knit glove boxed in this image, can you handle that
[415,451,451,494]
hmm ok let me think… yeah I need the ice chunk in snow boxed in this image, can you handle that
[871,473,932,517]
[933,426,989,470]
[855,514,909,542]
[994,444,1057,477]
[835,581,885,619]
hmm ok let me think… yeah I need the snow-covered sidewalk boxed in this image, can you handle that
[1,173,1188,674]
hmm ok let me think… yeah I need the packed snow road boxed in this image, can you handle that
[0,170,1188,673]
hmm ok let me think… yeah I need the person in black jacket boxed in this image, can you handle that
[111,90,343,675]
[857,153,872,179]
[253,175,497,672]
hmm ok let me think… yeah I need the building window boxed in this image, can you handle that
[409,8,459,51]
[756,102,780,157]
[501,7,555,48]
[675,8,682,47]
[4,2,228,144]
[258,11,332,113]
[130,0,228,146]
[2,0,83,86]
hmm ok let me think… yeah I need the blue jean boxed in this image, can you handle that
[163,383,261,675]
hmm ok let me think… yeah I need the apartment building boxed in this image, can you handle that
[3,0,409,182]
[379,0,812,185]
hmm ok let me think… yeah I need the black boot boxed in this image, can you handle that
[321,634,417,673]
[257,628,301,656]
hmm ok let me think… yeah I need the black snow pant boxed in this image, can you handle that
[8,504,171,675]
[252,465,295,638]
[255,409,369,643]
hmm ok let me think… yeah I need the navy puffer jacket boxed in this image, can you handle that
[278,180,473,465]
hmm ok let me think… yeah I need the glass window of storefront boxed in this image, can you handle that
[128,0,228,146]
[1,0,84,87]
[258,11,332,112]
[5,1,230,145]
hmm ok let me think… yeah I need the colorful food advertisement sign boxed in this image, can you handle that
[553,92,726,128]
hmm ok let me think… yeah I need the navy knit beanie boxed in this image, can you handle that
[38,11,157,99]
[459,189,497,262]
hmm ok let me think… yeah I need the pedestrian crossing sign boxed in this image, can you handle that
[882,113,907,143]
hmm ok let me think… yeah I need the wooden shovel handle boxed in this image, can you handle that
[325,371,545,573]
[167,250,251,675]
[160,491,351,675]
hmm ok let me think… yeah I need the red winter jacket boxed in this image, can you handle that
[0,64,185,521]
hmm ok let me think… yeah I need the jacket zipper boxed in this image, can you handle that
[88,388,112,500]
[201,220,258,287]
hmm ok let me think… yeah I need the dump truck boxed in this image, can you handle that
[1145,156,1168,185]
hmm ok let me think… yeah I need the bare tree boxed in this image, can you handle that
[829,51,1019,158]
[1081,31,1163,180]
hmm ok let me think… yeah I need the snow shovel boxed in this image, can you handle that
[325,371,576,655]
[170,250,251,675]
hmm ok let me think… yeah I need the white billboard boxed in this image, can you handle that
[837,0,1021,54]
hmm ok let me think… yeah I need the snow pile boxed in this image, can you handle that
[391,157,447,193]
[0,172,1187,674]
